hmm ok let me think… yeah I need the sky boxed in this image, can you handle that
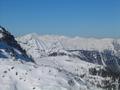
[0,0,120,37]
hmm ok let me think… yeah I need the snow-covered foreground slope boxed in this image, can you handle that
[0,57,105,90]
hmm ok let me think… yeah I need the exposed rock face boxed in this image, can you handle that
[0,26,26,54]
[0,26,34,62]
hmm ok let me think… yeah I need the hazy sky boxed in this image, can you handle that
[0,0,120,37]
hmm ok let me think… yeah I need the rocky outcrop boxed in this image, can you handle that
[0,26,34,62]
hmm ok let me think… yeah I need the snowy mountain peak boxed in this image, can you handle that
[18,34,116,51]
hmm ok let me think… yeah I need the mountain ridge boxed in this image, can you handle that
[0,26,120,90]
[0,26,34,62]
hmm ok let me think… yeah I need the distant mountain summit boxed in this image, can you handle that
[17,33,120,74]
[0,26,33,62]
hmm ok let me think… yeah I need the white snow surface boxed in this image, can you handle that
[0,33,119,90]
[16,33,120,60]
[0,56,104,90]
[0,33,3,38]
[17,33,117,52]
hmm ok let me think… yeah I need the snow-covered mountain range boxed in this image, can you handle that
[0,26,120,90]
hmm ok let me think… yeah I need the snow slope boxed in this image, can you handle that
[0,57,105,90]
[0,27,120,90]
[16,33,120,90]
[17,34,120,69]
